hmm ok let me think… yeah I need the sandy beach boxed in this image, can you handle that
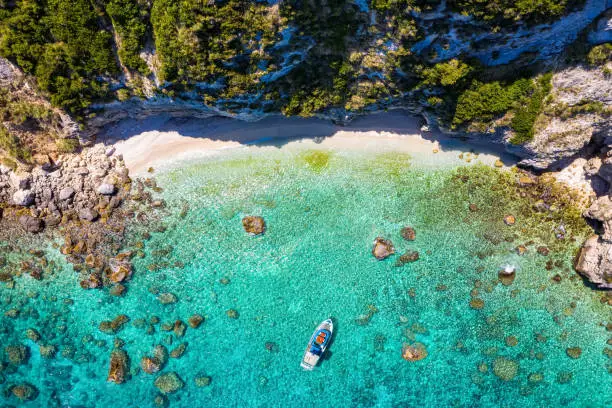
[109,111,517,174]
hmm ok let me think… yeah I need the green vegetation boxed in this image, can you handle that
[105,0,150,74]
[0,0,590,121]
[452,78,533,125]
[447,0,586,25]
[420,59,473,87]
[450,73,552,144]
[55,138,80,153]
[587,43,612,66]
[0,124,31,162]
[0,0,117,114]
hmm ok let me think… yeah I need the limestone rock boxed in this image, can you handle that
[97,183,116,195]
[59,187,75,201]
[372,237,395,260]
[10,171,31,189]
[242,216,265,235]
[13,189,34,206]
[574,234,612,289]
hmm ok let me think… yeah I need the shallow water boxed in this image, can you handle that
[1,145,610,407]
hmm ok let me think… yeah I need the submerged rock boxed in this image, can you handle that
[493,357,519,381]
[154,372,184,394]
[372,237,395,260]
[107,348,129,384]
[158,292,177,305]
[141,356,162,374]
[195,375,212,387]
[226,309,239,319]
[5,344,30,365]
[10,383,38,401]
[188,314,204,328]
[396,250,419,266]
[400,226,416,241]
[566,347,582,359]
[242,216,265,235]
[401,342,428,361]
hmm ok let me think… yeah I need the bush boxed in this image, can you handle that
[0,125,31,162]
[509,73,553,144]
[55,138,80,153]
[587,43,612,66]
[452,78,532,126]
[421,59,473,87]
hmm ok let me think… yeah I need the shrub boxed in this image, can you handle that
[55,138,80,153]
[421,59,473,87]
[587,43,612,66]
[0,125,31,162]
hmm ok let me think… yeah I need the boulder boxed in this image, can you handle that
[195,375,212,387]
[154,372,184,394]
[108,258,133,283]
[372,237,395,260]
[79,208,99,222]
[574,234,612,289]
[584,196,612,241]
[97,183,116,195]
[18,215,44,233]
[10,171,31,189]
[59,187,75,201]
[13,189,34,206]
[242,216,265,235]
[107,348,129,384]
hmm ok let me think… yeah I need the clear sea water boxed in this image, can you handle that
[1,144,610,407]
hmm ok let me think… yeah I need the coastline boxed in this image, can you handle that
[110,111,518,175]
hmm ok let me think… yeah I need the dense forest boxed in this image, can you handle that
[0,0,609,162]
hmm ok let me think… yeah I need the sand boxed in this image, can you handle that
[109,111,517,174]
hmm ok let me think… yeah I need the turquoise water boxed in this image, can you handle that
[1,146,610,407]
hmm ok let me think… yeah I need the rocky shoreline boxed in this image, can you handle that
[0,143,170,293]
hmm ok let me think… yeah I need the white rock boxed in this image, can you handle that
[105,146,116,157]
[97,183,115,195]
[10,171,31,190]
[59,187,75,201]
[13,190,34,206]
[0,164,10,174]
